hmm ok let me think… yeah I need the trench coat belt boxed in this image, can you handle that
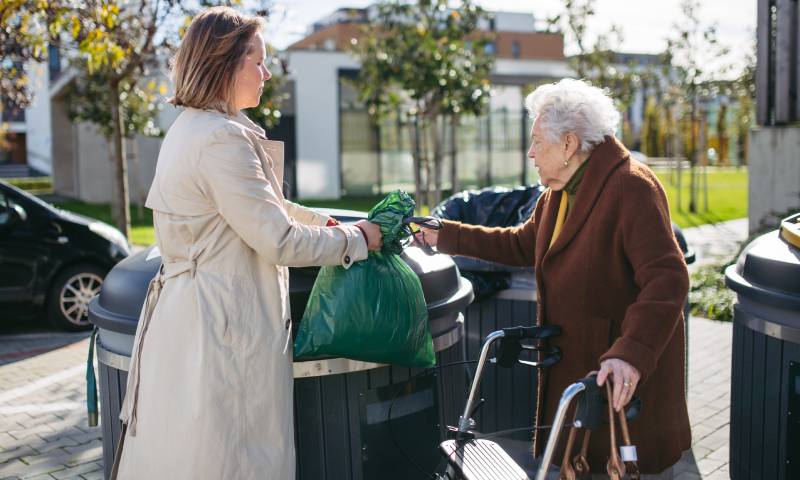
[125,258,197,436]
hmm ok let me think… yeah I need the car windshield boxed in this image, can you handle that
[0,181,60,214]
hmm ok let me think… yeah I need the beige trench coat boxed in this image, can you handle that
[116,108,367,479]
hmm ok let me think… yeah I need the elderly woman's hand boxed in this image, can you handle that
[413,227,439,248]
[597,358,641,412]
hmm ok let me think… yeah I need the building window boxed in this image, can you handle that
[0,133,27,165]
[512,41,521,59]
[1,99,25,123]
[484,42,496,55]
[48,44,61,81]
[338,77,532,195]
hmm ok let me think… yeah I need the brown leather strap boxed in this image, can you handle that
[559,413,579,480]
[617,409,641,479]
[572,429,591,478]
[605,383,625,480]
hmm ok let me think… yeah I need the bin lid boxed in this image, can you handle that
[725,213,800,309]
[90,221,474,336]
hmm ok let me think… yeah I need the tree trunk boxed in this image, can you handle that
[126,137,146,222]
[673,110,683,212]
[410,117,424,209]
[450,115,459,194]
[372,118,382,195]
[421,117,432,210]
[739,124,749,166]
[109,80,131,239]
[689,96,697,214]
[485,112,492,186]
[430,113,443,208]
[665,107,675,186]
[699,109,709,212]
[717,103,728,166]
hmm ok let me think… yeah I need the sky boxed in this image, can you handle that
[264,0,756,75]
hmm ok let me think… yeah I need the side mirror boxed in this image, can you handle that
[8,203,27,224]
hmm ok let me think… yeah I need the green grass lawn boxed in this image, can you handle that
[296,197,383,213]
[52,198,385,246]
[652,167,748,228]
[49,167,747,245]
[52,201,155,246]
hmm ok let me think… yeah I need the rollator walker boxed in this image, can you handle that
[439,326,641,480]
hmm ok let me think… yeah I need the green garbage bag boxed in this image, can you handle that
[293,191,435,368]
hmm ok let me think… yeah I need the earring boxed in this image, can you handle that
[564,158,569,167]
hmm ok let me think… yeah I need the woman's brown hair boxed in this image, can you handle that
[169,6,266,115]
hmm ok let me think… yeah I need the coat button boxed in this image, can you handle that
[344,255,351,264]
[285,319,291,330]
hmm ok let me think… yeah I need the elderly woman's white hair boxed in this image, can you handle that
[525,78,621,153]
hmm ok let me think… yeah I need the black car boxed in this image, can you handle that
[0,181,130,330]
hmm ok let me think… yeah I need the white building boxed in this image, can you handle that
[11,6,603,202]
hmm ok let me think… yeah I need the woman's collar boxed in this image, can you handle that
[186,106,267,139]
[231,111,267,139]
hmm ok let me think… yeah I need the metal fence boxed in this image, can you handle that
[340,107,536,196]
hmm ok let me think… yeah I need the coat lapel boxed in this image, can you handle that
[544,136,630,259]
[230,112,287,199]
[260,139,285,186]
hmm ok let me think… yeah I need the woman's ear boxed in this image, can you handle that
[564,132,580,158]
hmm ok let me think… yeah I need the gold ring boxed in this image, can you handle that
[623,380,632,387]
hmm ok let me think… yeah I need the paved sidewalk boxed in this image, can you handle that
[675,317,733,479]
[0,317,736,480]
[0,338,102,480]
[681,218,748,270]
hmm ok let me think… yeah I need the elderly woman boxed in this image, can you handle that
[419,79,690,477]
[113,7,382,479]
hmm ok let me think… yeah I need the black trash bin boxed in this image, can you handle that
[89,210,474,480]
[725,213,800,480]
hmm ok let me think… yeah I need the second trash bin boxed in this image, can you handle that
[725,213,800,480]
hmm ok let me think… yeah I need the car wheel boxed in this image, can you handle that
[47,264,106,331]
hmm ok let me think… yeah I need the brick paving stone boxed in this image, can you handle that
[50,462,100,480]
[696,457,726,476]
[21,475,55,480]
[78,471,102,480]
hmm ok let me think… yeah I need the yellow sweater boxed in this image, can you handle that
[548,158,589,248]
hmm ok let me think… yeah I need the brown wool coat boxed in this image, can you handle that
[437,136,691,474]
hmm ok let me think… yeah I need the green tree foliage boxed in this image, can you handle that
[1,0,278,238]
[640,96,666,157]
[351,0,493,208]
[66,74,166,139]
[548,0,646,115]
[733,43,755,166]
[1,0,188,237]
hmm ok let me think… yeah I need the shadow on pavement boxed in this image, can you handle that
[0,310,91,367]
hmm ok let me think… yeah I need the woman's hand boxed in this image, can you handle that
[597,358,641,412]
[355,220,383,251]
[413,227,439,248]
